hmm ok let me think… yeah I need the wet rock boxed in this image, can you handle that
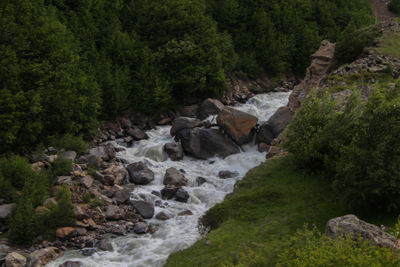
[59,261,82,267]
[0,203,16,220]
[127,162,154,185]
[106,205,124,220]
[217,107,258,145]
[151,191,161,197]
[128,128,147,140]
[218,170,239,179]
[196,177,207,186]
[163,143,184,161]
[161,186,177,200]
[163,167,188,186]
[257,143,270,152]
[176,128,240,160]
[175,188,189,203]
[133,222,148,234]
[326,215,399,248]
[178,210,193,216]
[80,248,97,256]
[98,239,113,252]
[80,175,94,189]
[170,117,203,137]
[131,201,154,219]
[197,98,225,120]
[60,151,77,161]
[256,107,292,144]
[156,211,173,221]
[28,247,63,267]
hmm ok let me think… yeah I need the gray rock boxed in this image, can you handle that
[156,211,173,221]
[170,117,203,137]
[196,177,207,186]
[80,248,97,256]
[163,143,184,161]
[112,188,131,204]
[98,239,113,252]
[133,222,148,234]
[131,201,154,219]
[175,188,189,203]
[256,107,292,144]
[161,186,177,200]
[105,205,124,220]
[326,215,399,248]
[127,162,154,185]
[0,203,16,220]
[176,128,240,160]
[178,210,193,216]
[80,176,94,189]
[218,171,239,179]
[28,247,63,267]
[59,261,82,267]
[197,98,225,120]
[128,128,147,140]
[60,151,77,161]
[56,176,73,186]
[163,167,188,186]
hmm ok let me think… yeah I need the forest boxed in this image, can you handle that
[0,0,373,154]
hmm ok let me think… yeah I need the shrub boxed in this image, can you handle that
[334,88,400,211]
[0,157,35,189]
[8,199,37,245]
[47,186,75,229]
[389,0,400,15]
[48,134,88,154]
[335,23,381,64]
[51,157,73,177]
[277,226,400,266]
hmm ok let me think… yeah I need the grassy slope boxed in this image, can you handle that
[166,156,348,266]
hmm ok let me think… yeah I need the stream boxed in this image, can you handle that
[47,91,290,267]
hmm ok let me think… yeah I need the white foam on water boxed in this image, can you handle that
[47,91,290,267]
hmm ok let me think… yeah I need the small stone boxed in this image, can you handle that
[98,240,113,252]
[133,222,148,234]
[218,171,239,179]
[175,188,189,203]
[56,227,76,239]
[59,261,82,267]
[80,248,97,256]
[178,210,193,216]
[156,211,173,221]
[131,201,154,219]
[106,205,124,220]
[60,151,77,161]
[196,177,207,186]
[80,176,94,189]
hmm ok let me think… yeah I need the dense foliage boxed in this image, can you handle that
[0,0,373,153]
[0,157,75,244]
[284,79,400,211]
[389,0,400,15]
[277,226,400,266]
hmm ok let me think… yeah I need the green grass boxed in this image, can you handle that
[166,156,396,267]
[375,31,400,57]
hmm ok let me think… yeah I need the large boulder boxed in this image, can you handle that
[217,107,258,145]
[127,162,154,185]
[28,247,63,267]
[163,143,184,161]
[0,203,16,220]
[176,128,240,159]
[326,215,399,248]
[131,201,154,219]
[163,168,188,186]
[256,107,293,145]
[197,98,225,120]
[128,128,147,140]
[170,117,203,137]
[5,252,27,267]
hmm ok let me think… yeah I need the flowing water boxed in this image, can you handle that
[48,91,290,267]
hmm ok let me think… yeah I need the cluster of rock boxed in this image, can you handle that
[331,54,400,79]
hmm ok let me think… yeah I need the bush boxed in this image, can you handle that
[277,226,400,266]
[8,199,37,245]
[47,186,75,229]
[335,23,381,64]
[389,0,400,15]
[334,88,400,211]
[48,134,88,154]
[0,157,35,189]
[51,157,73,177]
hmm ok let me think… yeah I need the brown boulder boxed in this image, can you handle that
[5,252,27,267]
[56,227,76,239]
[163,168,188,186]
[163,142,184,161]
[217,106,258,145]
